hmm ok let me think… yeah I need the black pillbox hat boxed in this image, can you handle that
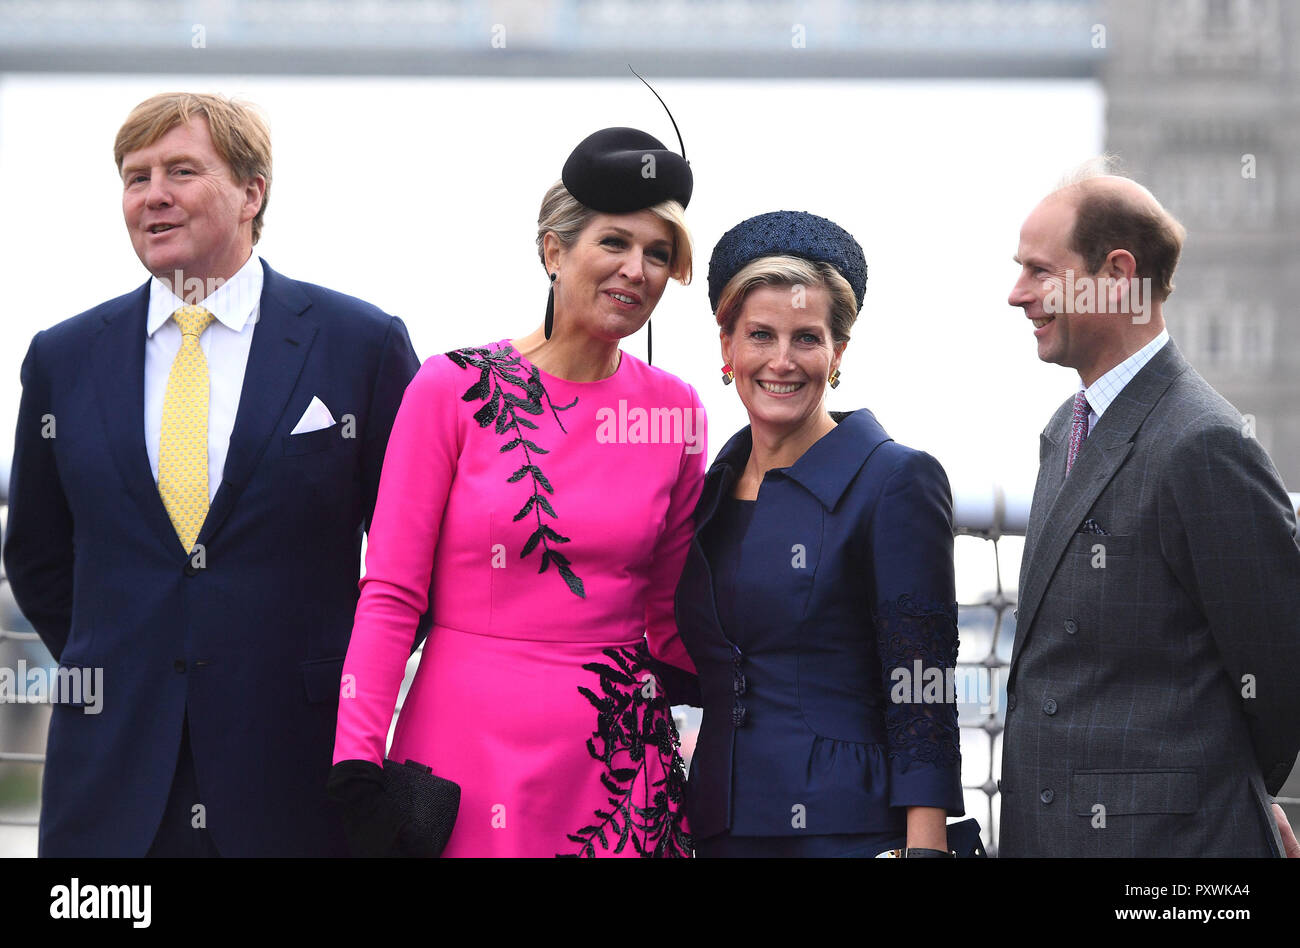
[561,127,693,213]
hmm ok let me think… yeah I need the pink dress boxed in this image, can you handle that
[333,340,706,857]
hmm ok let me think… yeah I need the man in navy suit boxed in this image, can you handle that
[2,92,422,856]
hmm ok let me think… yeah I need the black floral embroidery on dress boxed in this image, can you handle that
[565,643,692,858]
[874,593,962,772]
[447,345,585,597]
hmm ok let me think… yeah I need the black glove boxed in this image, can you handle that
[326,759,410,858]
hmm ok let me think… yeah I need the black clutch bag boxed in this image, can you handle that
[382,758,461,858]
[870,817,988,858]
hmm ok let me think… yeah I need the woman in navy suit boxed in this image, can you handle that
[674,211,964,857]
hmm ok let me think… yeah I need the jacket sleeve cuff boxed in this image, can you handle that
[888,759,965,815]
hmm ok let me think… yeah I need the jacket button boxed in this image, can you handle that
[1064,618,1077,634]
[173,659,186,674]
[183,561,200,577]
[1043,698,1058,715]
[1013,608,1019,621]
[1040,788,1054,804]
[732,705,747,728]
[1007,692,1017,711]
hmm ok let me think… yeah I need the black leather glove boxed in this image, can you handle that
[326,759,409,858]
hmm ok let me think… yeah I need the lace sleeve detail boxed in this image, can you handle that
[875,593,961,773]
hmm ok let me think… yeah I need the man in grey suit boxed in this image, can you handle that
[1001,168,1300,857]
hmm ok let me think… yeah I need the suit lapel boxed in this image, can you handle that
[1012,438,1134,673]
[91,282,190,557]
[196,263,318,548]
[1020,412,1069,580]
[1011,341,1191,676]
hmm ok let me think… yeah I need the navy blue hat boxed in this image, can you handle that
[707,210,867,313]
[562,127,693,214]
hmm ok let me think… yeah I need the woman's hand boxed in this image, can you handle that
[326,759,409,858]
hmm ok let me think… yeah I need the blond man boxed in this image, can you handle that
[4,93,422,856]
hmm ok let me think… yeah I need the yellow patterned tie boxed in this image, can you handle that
[159,305,216,553]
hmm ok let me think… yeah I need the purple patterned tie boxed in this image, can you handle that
[1066,391,1092,475]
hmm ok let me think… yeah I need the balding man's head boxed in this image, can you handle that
[1010,163,1183,384]
[1050,170,1186,302]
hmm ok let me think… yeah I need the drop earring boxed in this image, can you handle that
[721,362,734,385]
[828,368,841,389]
[544,272,556,340]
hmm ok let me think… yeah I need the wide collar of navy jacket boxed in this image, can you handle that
[694,408,894,533]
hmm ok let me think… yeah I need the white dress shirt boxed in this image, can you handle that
[144,254,263,502]
[1080,328,1170,433]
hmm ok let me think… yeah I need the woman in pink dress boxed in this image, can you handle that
[328,127,705,857]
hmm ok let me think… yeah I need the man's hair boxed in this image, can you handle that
[535,180,693,284]
[715,254,859,344]
[1057,157,1186,302]
[114,93,272,244]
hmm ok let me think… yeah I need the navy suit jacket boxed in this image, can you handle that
[674,409,965,840]
[3,260,422,856]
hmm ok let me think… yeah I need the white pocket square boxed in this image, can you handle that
[291,396,337,435]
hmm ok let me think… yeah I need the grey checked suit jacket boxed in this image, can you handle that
[1000,340,1300,857]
